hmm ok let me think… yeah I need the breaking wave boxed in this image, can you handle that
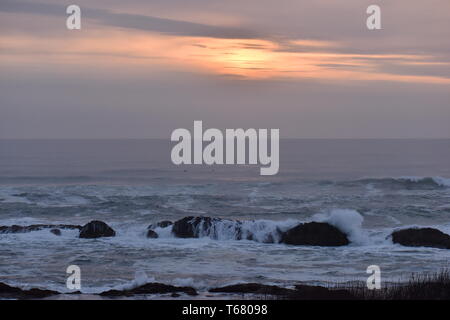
[155,210,367,245]
[340,176,450,189]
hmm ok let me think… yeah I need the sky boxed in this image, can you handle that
[1,0,449,139]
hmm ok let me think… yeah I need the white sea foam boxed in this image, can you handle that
[111,271,156,291]
[312,209,368,245]
[191,218,298,243]
[431,176,450,187]
[395,176,450,187]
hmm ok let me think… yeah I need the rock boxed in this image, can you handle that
[0,282,59,299]
[172,216,220,238]
[0,224,81,234]
[170,216,345,245]
[147,220,173,230]
[79,220,115,239]
[100,282,197,296]
[280,222,349,246]
[146,229,158,238]
[209,283,296,296]
[155,220,173,228]
[170,216,277,243]
[391,228,450,249]
[209,283,355,300]
[50,229,61,236]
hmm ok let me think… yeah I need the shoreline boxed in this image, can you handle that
[2,269,449,300]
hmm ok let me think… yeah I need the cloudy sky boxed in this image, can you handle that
[1,0,449,138]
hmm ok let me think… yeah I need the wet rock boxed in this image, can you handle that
[146,229,158,238]
[172,216,220,238]
[391,228,450,249]
[171,216,278,243]
[0,282,59,299]
[79,220,116,239]
[100,283,197,296]
[280,222,349,246]
[147,220,173,230]
[155,220,173,228]
[50,229,61,236]
[0,224,81,234]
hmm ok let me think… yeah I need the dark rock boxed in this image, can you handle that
[50,229,61,236]
[171,216,277,242]
[391,228,450,249]
[172,216,220,238]
[171,293,180,298]
[146,229,158,238]
[155,220,173,228]
[0,282,59,299]
[0,224,81,234]
[79,220,115,239]
[209,282,355,300]
[280,222,349,246]
[209,283,296,296]
[100,283,197,296]
[147,220,173,230]
[170,216,345,245]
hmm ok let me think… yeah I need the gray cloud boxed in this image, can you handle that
[1,0,449,139]
[0,0,259,39]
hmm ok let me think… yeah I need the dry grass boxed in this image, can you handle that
[334,269,450,300]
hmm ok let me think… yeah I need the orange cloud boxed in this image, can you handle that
[1,28,450,84]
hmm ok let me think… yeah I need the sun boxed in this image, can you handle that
[177,38,279,78]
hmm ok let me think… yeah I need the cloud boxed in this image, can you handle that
[0,0,259,39]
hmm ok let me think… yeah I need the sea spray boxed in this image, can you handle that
[312,209,368,245]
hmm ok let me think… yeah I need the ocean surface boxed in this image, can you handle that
[1,139,450,296]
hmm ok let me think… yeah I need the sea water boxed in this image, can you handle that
[0,139,449,294]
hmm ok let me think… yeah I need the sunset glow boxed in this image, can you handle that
[2,28,450,85]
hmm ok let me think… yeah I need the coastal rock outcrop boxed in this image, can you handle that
[280,222,349,246]
[100,282,197,296]
[170,216,349,246]
[391,227,450,249]
[209,283,355,300]
[171,216,257,240]
[209,283,296,296]
[79,220,116,239]
[172,216,220,238]
[0,282,59,299]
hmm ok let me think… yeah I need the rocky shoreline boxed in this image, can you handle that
[2,216,450,249]
[2,269,450,300]
[2,217,450,300]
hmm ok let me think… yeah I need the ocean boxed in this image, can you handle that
[1,139,450,296]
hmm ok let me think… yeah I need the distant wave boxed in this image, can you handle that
[339,176,450,189]
[0,175,95,183]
